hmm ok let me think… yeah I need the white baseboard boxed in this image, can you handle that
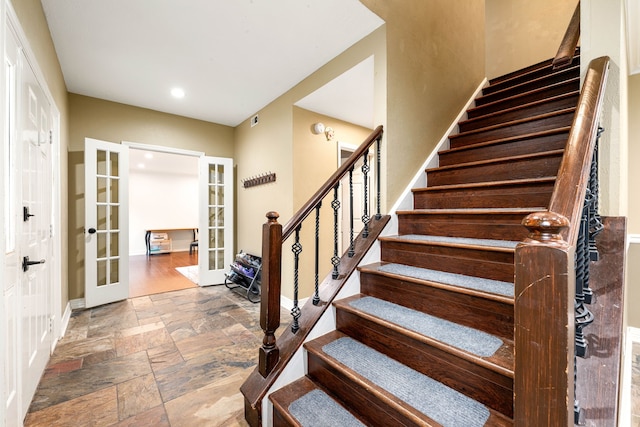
[620,326,640,427]
[60,302,72,337]
[70,298,86,311]
[280,295,309,311]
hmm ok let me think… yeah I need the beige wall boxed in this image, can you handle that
[292,107,373,298]
[233,27,386,299]
[629,74,640,234]
[67,94,234,300]
[361,0,486,210]
[10,0,70,313]
[485,0,577,79]
[626,73,640,328]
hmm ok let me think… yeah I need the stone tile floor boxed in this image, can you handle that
[632,342,640,427]
[22,280,640,426]
[25,285,288,427]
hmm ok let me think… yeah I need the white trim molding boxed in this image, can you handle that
[626,0,640,75]
[620,326,640,426]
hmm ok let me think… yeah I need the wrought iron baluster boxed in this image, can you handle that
[575,202,594,358]
[348,167,355,257]
[313,203,321,306]
[331,184,341,279]
[375,136,382,220]
[361,149,370,238]
[291,225,302,333]
[588,128,604,261]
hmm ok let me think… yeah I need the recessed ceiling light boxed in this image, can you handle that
[171,87,185,98]
[144,152,153,159]
[137,163,145,169]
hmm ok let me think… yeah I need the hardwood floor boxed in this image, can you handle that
[129,251,198,298]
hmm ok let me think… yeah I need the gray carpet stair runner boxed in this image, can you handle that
[399,234,519,249]
[377,263,514,298]
[288,389,366,427]
[349,296,503,357]
[321,337,490,426]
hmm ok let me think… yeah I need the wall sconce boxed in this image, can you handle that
[324,127,334,141]
[311,122,335,141]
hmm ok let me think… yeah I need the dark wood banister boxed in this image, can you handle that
[514,55,610,426]
[281,125,384,241]
[241,125,386,427]
[548,56,610,243]
[553,1,581,69]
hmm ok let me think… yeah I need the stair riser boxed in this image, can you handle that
[477,68,579,106]
[459,93,578,133]
[380,240,514,282]
[397,213,530,241]
[439,131,568,166]
[467,79,579,119]
[307,355,422,426]
[359,273,514,339]
[488,54,579,86]
[273,409,296,427]
[450,110,575,148]
[336,310,514,417]
[483,65,579,96]
[427,153,563,186]
[413,182,554,209]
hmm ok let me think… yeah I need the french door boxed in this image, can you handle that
[84,138,129,308]
[198,156,234,285]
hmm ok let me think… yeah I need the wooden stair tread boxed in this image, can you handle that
[450,108,575,140]
[358,262,514,304]
[335,294,514,376]
[459,91,579,128]
[467,78,579,116]
[484,62,580,95]
[396,207,544,215]
[477,64,579,102]
[270,377,365,427]
[412,176,556,192]
[439,127,571,155]
[378,234,517,253]
[487,50,579,86]
[305,331,514,427]
[427,149,564,173]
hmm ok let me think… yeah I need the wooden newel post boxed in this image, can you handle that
[515,211,575,426]
[259,211,282,377]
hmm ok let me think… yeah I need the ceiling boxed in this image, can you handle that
[40,0,384,127]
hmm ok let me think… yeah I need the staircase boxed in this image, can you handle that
[268,54,580,426]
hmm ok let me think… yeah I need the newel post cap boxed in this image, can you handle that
[266,211,280,223]
[522,211,569,242]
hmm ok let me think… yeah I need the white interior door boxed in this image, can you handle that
[20,55,53,415]
[198,156,233,285]
[3,21,55,424]
[84,138,129,308]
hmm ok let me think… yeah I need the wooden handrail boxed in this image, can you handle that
[548,56,610,244]
[241,125,387,426]
[553,2,581,69]
[514,56,609,426]
[281,125,384,241]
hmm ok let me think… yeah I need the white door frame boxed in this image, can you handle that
[337,141,375,254]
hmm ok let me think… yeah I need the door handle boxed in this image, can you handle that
[87,228,97,234]
[23,206,35,221]
[22,256,45,272]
